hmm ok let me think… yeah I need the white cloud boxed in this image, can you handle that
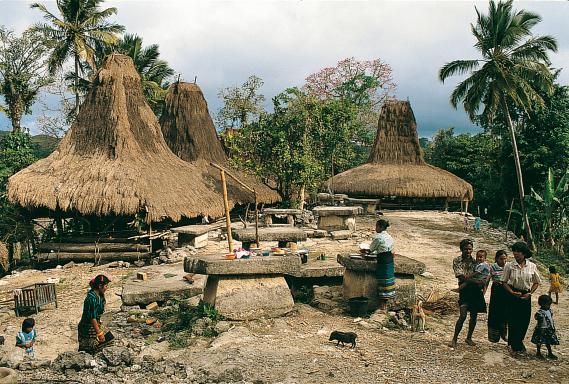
[0,0,567,136]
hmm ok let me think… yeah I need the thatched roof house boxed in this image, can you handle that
[327,100,473,201]
[8,54,238,222]
[159,82,279,204]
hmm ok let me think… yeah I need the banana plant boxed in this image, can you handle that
[527,168,569,248]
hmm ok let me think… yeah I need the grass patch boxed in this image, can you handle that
[150,299,223,349]
[534,248,568,277]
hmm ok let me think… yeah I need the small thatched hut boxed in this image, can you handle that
[8,54,236,223]
[327,100,473,203]
[159,82,280,204]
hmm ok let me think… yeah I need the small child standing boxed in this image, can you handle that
[548,266,561,304]
[15,318,36,359]
[452,250,491,295]
[531,295,559,360]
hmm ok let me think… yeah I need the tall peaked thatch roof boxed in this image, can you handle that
[328,100,473,200]
[7,54,236,222]
[159,82,280,204]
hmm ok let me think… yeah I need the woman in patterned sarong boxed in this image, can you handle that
[370,219,396,309]
[78,275,111,354]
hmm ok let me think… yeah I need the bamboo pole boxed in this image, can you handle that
[505,198,515,242]
[220,169,233,253]
[210,162,258,251]
[254,192,259,248]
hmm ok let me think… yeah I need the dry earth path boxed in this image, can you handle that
[0,210,567,383]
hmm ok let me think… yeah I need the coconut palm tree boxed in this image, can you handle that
[439,0,558,247]
[66,34,175,115]
[30,0,124,115]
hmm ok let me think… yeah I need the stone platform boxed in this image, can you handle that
[184,254,299,320]
[121,264,204,306]
[337,253,426,311]
[262,208,304,226]
[312,206,362,231]
[232,227,307,250]
[345,198,381,214]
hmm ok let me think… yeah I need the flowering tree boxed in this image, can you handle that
[304,57,395,108]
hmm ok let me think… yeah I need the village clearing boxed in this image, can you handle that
[0,211,567,384]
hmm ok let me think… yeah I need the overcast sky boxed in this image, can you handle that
[0,0,568,137]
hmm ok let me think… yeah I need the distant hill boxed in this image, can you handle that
[0,130,60,159]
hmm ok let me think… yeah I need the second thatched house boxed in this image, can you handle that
[327,100,473,208]
[8,54,239,224]
[159,82,280,204]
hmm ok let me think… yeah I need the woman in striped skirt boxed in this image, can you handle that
[370,219,396,309]
[487,250,509,343]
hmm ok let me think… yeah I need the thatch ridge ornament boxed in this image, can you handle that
[327,100,473,200]
[159,81,280,204]
[7,54,234,222]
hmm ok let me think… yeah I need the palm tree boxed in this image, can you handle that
[66,34,175,115]
[439,0,558,248]
[30,0,124,115]
[114,34,175,115]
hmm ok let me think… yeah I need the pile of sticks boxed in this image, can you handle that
[421,289,459,316]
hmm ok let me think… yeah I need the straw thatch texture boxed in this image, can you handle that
[7,54,233,222]
[328,100,473,200]
[159,82,280,204]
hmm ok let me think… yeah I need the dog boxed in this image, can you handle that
[329,331,357,348]
[411,300,426,332]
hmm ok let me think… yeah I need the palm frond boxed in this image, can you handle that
[439,60,480,82]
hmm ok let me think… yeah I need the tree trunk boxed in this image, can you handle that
[502,98,535,250]
[10,96,23,132]
[299,185,305,210]
[74,54,80,116]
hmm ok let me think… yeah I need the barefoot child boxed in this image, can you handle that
[548,266,561,304]
[15,318,36,359]
[531,295,559,359]
[452,250,491,295]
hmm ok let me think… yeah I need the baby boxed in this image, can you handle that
[452,250,491,294]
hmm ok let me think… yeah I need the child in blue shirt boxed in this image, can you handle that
[15,318,36,358]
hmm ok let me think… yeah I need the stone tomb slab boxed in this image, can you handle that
[121,264,205,306]
[262,208,304,226]
[203,275,294,320]
[184,255,300,320]
[232,227,307,249]
[312,206,362,231]
[184,254,301,276]
[345,198,380,214]
[337,253,425,311]
[171,224,224,249]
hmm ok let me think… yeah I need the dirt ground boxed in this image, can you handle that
[0,210,567,383]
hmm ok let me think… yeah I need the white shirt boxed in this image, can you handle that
[501,260,541,290]
[369,231,394,254]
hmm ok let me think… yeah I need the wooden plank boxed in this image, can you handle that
[35,252,151,262]
[53,236,142,244]
[37,242,150,253]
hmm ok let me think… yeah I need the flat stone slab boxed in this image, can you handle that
[232,227,307,242]
[337,253,426,275]
[184,254,301,276]
[171,222,225,236]
[262,208,304,215]
[330,230,353,240]
[312,206,362,217]
[121,265,204,306]
[346,198,380,204]
[317,193,348,199]
[294,261,344,278]
[203,275,294,320]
